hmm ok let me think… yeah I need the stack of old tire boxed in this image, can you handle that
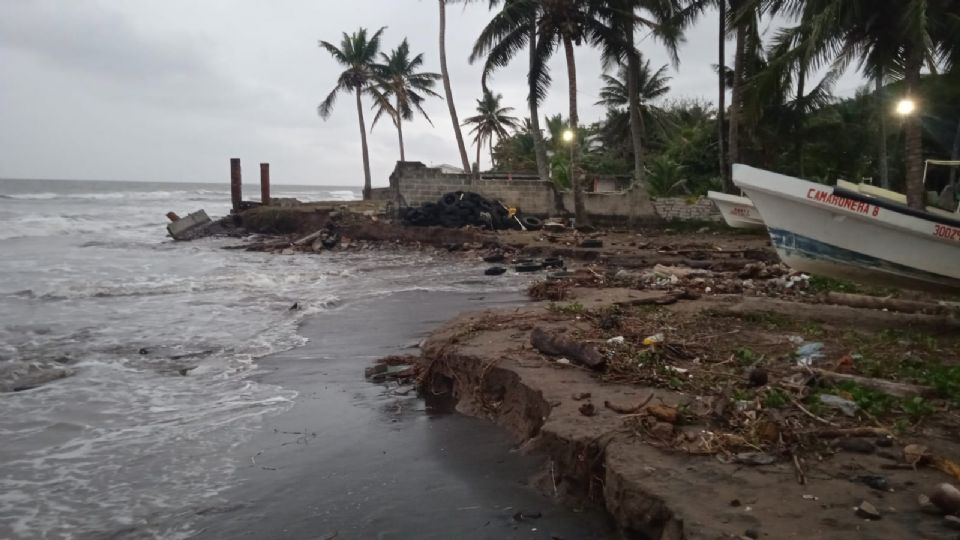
[400,191,542,231]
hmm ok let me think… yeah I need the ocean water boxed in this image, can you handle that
[0,179,528,539]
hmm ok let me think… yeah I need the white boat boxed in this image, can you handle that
[733,164,960,292]
[707,191,765,229]
[836,178,958,219]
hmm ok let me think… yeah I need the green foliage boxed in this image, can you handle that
[548,302,585,316]
[764,388,789,409]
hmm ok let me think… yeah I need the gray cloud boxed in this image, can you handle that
[0,1,864,187]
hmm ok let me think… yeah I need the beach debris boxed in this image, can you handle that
[512,511,542,522]
[530,327,606,369]
[856,475,889,490]
[834,438,876,454]
[855,501,882,520]
[555,358,572,365]
[806,368,936,399]
[744,529,760,540]
[166,209,213,241]
[579,402,596,417]
[642,333,665,347]
[903,444,931,467]
[650,421,675,440]
[483,253,506,263]
[515,261,544,273]
[399,191,513,230]
[604,394,654,414]
[929,483,960,515]
[945,515,960,530]
[606,336,626,346]
[819,394,858,417]
[484,267,507,276]
[572,392,592,401]
[734,452,777,466]
[580,239,603,248]
[646,403,679,424]
[748,367,768,387]
[795,342,824,366]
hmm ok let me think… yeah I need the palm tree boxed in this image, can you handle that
[463,91,521,172]
[772,0,960,208]
[596,57,671,139]
[473,0,612,225]
[592,0,694,186]
[318,27,385,201]
[370,39,442,162]
[438,0,473,173]
[470,0,551,184]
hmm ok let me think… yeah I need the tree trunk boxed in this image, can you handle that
[626,41,645,185]
[356,87,372,200]
[950,118,960,188]
[490,138,495,170]
[904,48,924,210]
[439,0,472,173]
[528,21,550,184]
[396,95,406,162]
[728,24,745,170]
[562,34,587,225]
[796,67,805,177]
[877,74,889,189]
[476,140,482,175]
[718,0,729,191]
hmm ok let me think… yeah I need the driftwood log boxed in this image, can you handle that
[805,367,937,399]
[825,292,955,315]
[530,327,606,369]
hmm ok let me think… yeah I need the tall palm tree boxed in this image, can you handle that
[318,27,385,201]
[472,0,611,225]
[470,0,552,189]
[438,0,473,173]
[773,0,960,208]
[370,39,442,162]
[595,57,671,154]
[593,0,693,185]
[463,91,521,172]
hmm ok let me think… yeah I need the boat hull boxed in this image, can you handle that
[734,165,960,292]
[707,191,764,229]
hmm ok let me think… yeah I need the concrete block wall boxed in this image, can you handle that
[387,162,717,224]
[652,196,722,222]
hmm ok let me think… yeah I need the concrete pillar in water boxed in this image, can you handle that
[260,163,271,206]
[230,158,242,213]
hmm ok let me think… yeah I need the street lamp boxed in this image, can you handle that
[561,129,575,143]
[896,98,916,116]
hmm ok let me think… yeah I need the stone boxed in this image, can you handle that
[579,403,596,417]
[945,516,960,531]
[744,529,760,539]
[748,368,768,387]
[649,421,675,440]
[855,501,881,520]
[835,438,876,454]
[930,483,960,515]
[918,494,941,515]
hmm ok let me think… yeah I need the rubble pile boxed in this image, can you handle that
[400,191,538,230]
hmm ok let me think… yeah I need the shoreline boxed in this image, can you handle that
[198,207,960,539]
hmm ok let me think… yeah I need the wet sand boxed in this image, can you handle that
[191,290,614,540]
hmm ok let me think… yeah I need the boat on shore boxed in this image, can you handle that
[707,191,765,229]
[733,164,960,292]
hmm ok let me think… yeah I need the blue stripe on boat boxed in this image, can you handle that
[768,228,953,282]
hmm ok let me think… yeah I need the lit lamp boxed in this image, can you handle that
[561,129,575,143]
[896,98,916,116]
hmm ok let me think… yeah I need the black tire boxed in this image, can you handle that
[543,257,564,268]
[515,261,544,273]
[521,216,544,231]
[440,193,458,208]
[580,239,603,249]
[484,266,507,276]
[321,232,341,248]
[439,214,462,228]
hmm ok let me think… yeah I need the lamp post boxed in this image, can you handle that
[562,128,575,184]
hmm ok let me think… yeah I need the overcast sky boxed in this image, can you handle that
[0,1,865,187]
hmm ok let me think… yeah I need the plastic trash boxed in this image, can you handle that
[819,394,858,417]
[795,342,825,366]
[643,333,665,346]
[607,336,626,346]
